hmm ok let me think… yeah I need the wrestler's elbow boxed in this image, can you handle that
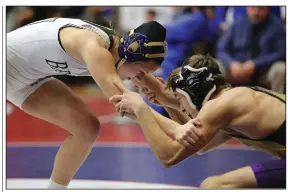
[196,147,209,155]
[196,150,207,155]
[156,152,182,168]
[161,155,193,168]
[161,147,198,168]
[156,153,179,168]
[160,159,177,168]
[160,160,173,168]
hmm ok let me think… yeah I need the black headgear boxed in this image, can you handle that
[174,65,217,111]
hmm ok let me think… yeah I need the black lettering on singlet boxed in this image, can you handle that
[45,59,71,75]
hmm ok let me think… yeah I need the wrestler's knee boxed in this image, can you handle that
[200,176,223,188]
[55,95,101,142]
[200,175,235,189]
[76,114,101,142]
[64,103,101,142]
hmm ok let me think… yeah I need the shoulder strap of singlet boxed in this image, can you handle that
[80,19,114,50]
[59,19,113,50]
[248,86,285,103]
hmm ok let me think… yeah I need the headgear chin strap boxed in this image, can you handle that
[116,29,168,68]
[175,65,216,111]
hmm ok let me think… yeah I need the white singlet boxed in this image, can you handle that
[7,18,111,108]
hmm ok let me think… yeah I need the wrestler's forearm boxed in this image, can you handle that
[142,73,180,109]
[149,107,181,136]
[164,106,190,125]
[132,74,180,109]
[134,103,184,166]
[161,92,181,109]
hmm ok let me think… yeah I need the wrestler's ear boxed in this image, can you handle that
[112,80,130,93]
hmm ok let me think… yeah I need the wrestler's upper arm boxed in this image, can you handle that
[82,43,128,97]
[64,30,127,97]
[196,88,255,144]
[197,131,232,155]
[196,96,235,144]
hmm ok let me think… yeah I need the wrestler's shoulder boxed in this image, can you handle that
[225,87,254,97]
[217,87,255,107]
[60,27,106,48]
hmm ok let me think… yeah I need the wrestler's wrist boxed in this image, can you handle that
[134,102,149,116]
[171,125,182,138]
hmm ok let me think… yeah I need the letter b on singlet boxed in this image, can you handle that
[45,59,71,74]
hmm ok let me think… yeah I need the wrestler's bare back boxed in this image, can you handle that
[214,87,285,139]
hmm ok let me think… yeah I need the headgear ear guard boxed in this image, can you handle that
[175,65,218,111]
[116,27,168,68]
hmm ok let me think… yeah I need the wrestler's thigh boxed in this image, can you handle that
[21,78,100,138]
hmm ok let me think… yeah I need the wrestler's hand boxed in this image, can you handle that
[122,111,137,120]
[175,119,207,150]
[141,77,166,106]
[116,92,145,116]
[109,80,146,117]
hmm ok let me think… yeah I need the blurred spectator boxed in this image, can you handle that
[162,6,217,81]
[118,7,174,32]
[61,6,86,18]
[217,6,286,93]
[145,9,157,22]
[7,6,63,32]
[7,7,33,32]
[215,6,282,33]
[81,7,107,23]
[22,7,63,25]
[79,7,115,29]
